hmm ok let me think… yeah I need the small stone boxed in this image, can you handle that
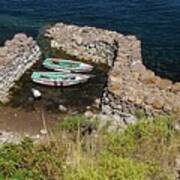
[124,115,137,125]
[58,105,68,112]
[94,98,101,108]
[84,111,94,118]
[109,83,120,96]
[171,83,180,93]
[152,98,164,110]
[14,33,27,41]
[135,97,144,105]
[157,79,172,90]
[163,104,172,112]
[131,62,146,73]
[0,47,8,57]
[76,36,83,44]
[140,70,157,84]
[70,110,78,115]
[128,96,136,102]
[175,156,180,179]
[28,97,35,103]
[174,123,180,131]
[86,106,91,110]
[132,72,140,80]
[102,105,112,115]
[113,114,121,122]
[32,88,41,99]
[35,134,40,139]
[40,129,48,135]
[104,97,109,103]
[24,134,30,138]
[176,156,180,168]
[98,113,111,121]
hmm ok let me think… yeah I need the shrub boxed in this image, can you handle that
[103,116,177,179]
[65,153,151,180]
[56,115,98,134]
[0,138,65,179]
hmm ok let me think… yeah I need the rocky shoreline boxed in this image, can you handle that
[0,34,41,103]
[45,23,180,127]
[0,22,180,127]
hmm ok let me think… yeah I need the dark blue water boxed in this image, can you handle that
[0,0,180,80]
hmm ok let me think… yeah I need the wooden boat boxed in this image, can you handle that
[31,72,92,87]
[43,58,93,73]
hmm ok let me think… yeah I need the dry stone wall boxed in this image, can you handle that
[105,36,180,117]
[45,23,118,66]
[0,34,41,103]
[45,23,180,125]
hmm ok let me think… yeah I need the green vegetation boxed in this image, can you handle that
[56,115,98,132]
[0,115,179,179]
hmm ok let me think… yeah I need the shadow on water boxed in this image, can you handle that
[9,33,108,113]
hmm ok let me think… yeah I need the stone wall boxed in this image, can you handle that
[45,23,180,126]
[45,23,118,66]
[0,34,41,103]
[104,36,180,118]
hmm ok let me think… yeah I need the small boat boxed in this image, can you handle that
[31,72,92,87]
[43,58,93,73]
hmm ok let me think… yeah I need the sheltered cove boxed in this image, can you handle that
[45,23,180,126]
[0,23,180,127]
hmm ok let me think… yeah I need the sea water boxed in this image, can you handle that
[0,0,180,80]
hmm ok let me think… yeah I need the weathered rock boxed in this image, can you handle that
[58,105,68,112]
[174,123,180,131]
[40,129,48,135]
[140,70,157,85]
[131,62,146,73]
[0,33,41,103]
[93,98,101,108]
[152,98,165,110]
[171,83,180,93]
[0,131,21,145]
[84,111,94,118]
[157,79,172,90]
[32,88,42,99]
[0,47,8,57]
[175,156,180,180]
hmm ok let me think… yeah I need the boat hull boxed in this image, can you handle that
[31,72,91,87]
[43,58,93,73]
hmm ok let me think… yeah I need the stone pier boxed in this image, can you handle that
[45,23,180,126]
[0,34,41,103]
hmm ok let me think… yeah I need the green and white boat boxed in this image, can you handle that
[31,72,92,87]
[43,58,93,73]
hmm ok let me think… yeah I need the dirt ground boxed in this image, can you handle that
[0,102,59,135]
